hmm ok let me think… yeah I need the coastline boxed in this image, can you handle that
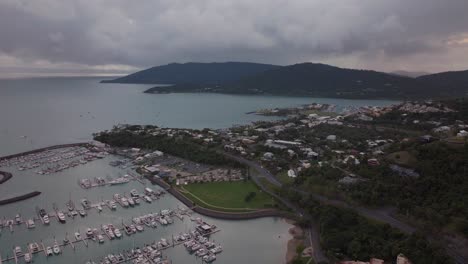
[285,218,307,264]
[0,170,12,184]
[0,191,41,206]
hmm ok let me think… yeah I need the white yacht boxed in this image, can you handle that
[144,195,152,203]
[24,253,32,263]
[14,246,22,256]
[15,214,22,224]
[46,246,53,256]
[43,215,50,224]
[203,254,216,263]
[113,228,122,238]
[57,211,66,223]
[210,246,223,254]
[130,189,139,197]
[53,243,61,254]
[79,209,87,217]
[75,232,82,241]
[29,243,39,253]
[136,225,144,232]
[27,219,35,228]
[121,197,129,207]
[86,228,94,238]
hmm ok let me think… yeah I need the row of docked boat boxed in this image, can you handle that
[35,151,106,175]
[0,146,89,169]
[88,243,170,264]
[12,240,62,263]
[184,236,222,263]
[102,224,123,239]
[79,177,106,189]
[132,211,174,229]
[8,217,221,264]
[0,188,173,232]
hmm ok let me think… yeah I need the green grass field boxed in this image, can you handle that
[181,181,274,210]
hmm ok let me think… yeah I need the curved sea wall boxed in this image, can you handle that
[0,171,13,184]
[0,142,90,161]
[0,143,89,205]
[0,191,41,206]
[146,176,295,220]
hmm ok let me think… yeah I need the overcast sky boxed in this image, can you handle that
[1,0,468,77]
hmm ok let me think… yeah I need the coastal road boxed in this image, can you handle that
[226,152,415,233]
[223,153,329,263]
[223,152,467,264]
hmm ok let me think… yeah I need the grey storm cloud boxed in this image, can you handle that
[1,0,468,74]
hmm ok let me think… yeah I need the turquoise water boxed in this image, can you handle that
[0,77,398,156]
[0,77,399,263]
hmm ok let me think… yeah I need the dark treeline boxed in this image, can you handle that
[290,193,453,263]
[94,130,242,168]
[346,141,468,236]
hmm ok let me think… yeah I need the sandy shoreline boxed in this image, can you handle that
[285,219,306,263]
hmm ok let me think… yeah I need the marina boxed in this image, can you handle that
[0,188,168,232]
[79,172,146,189]
[0,148,292,264]
[0,145,109,175]
[0,210,221,264]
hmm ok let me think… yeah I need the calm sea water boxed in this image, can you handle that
[0,77,398,156]
[0,77,399,263]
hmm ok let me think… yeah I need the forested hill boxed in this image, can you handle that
[416,70,468,95]
[101,62,279,84]
[215,63,430,98]
[106,61,468,99]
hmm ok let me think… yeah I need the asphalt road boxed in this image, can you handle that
[223,152,467,264]
[224,152,329,263]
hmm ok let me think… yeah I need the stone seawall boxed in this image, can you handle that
[0,143,89,205]
[0,191,41,206]
[0,171,12,184]
[146,176,294,220]
[0,142,90,161]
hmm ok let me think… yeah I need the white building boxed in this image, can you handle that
[287,169,296,178]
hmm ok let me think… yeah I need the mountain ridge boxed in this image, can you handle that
[102,61,468,99]
[101,62,279,85]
